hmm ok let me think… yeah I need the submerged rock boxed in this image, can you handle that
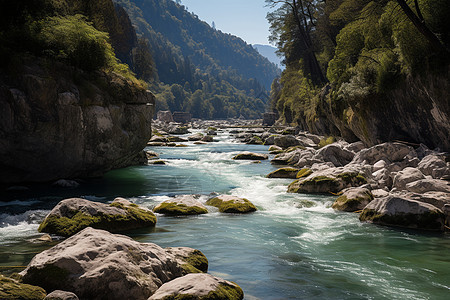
[38,198,156,237]
[0,274,46,300]
[153,195,208,216]
[149,273,244,300]
[267,167,299,179]
[20,228,205,299]
[359,196,445,231]
[206,195,257,213]
[232,152,268,160]
[332,187,374,212]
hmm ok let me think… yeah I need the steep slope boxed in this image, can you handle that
[115,0,280,119]
[253,44,284,70]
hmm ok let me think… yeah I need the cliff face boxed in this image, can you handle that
[294,70,450,152]
[0,59,154,183]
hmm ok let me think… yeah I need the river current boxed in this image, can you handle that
[1,129,449,299]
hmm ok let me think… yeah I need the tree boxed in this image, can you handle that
[266,0,327,85]
[395,0,448,54]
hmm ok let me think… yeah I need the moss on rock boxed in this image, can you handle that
[337,172,367,186]
[332,188,374,212]
[288,176,340,194]
[296,168,313,179]
[0,275,46,300]
[206,196,257,214]
[267,167,299,179]
[154,202,208,216]
[38,199,157,237]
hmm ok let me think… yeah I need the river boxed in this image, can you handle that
[1,129,449,299]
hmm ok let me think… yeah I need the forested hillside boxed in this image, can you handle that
[115,0,281,119]
[267,0,450,150]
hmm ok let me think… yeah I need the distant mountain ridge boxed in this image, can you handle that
[253,44,284,70]
[114,0,281,119]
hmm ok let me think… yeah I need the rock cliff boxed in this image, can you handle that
[0,58,154,183]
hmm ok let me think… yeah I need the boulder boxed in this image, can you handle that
[188,133,204,141]
[359,196,445,231]
[153,195,208,216]
[264,134,279,145]
[344,141,366,153]
[149,274,244,300]
[247,136,264,145]
[288,172,367,194]
[315,144,354,167]
[145,151,159,159]
[268,145,283,154]
[352,142,415,165]
[201,135,214,142]
[165,247,208,273]
[266,167,299,179]
[392,167,425,191]
[150,136,168,143]
[232,152,268,161]
[167,125,189,135]
[405,179,450,193]
[52,179,80,188]
[167,136,188,143]
[274,135,300,148]
[45,290,79,300]
[38,198,156,237]
[20,228,203,299]
[332,187,374,212]
[206,195,257,213]
[148,160,166,165]
[418,155,449,179]
[0,275,46,300]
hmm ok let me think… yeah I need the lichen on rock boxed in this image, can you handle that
[38,198,156,237]
[206,195,257,213]
[153,195,208,216]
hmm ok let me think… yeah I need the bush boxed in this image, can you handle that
[38,14,113,71]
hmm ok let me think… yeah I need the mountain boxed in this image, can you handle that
[253,44,284,70]
[115,0,281,119]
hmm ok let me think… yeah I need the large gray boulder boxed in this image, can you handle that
[0,63,154,184]
[315,143,355,167]
[149,274,244,300]
[38,198,157,237]
[359,196,445,231]
[20,228,204,299]
[405,179,450,194]
[418,155,449,179]
[352,143,415,165]
[274,135,300,148]
[392,167,425,191]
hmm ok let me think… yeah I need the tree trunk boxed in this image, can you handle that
[396,0,448,54]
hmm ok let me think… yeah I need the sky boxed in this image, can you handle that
[180,0,274,45]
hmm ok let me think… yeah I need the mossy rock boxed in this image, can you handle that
[332,188,374,212]
[0,275,46,300]
[359,196,445,231]
[232,152,268,161]
[318,136,336,148]
[166,247,209,274]
[288,176,340,194]
[296,168,313,179]
[336,172,367,186]
[206,195,257,214]
[154,197,208,216]
[284,145,306,153]
[267,167,299,179]
[247,136,263,145]
[38,198,157,237]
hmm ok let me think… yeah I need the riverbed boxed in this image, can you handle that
[1,129,449,299]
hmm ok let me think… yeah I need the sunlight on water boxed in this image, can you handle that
[1,129,450,299]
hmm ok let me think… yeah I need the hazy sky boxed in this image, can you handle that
[180,0,274,45]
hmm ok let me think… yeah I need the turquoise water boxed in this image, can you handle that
[1,130,450,299]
